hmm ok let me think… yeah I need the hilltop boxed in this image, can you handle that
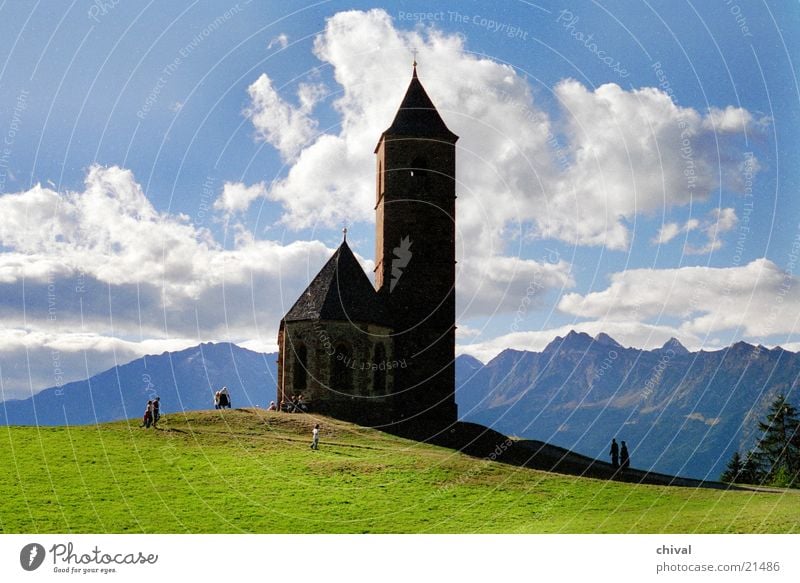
[4,334,800,481]
[1,409,798,534]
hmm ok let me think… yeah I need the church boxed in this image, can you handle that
[277,62,458,435]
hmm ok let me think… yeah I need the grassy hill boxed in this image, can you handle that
[1,409,798,533]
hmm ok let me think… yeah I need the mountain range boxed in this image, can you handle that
[2,332,798,479]
[457,331,799,479]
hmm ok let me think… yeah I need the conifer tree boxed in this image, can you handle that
[720,450,761,484]
[753,395,800,487]
[721,451,744,483]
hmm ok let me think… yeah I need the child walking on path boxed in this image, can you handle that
[310,424,320,450]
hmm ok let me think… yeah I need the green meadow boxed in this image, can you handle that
[1,409,798,533]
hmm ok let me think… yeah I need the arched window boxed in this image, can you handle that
[331,343,353,393]
[373,343,387,395]
[293,344,307,392]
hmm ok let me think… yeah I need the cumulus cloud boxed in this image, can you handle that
[243,9,764,253]
[457,254,573,319]
[214,181,267,216]
[245,74,326,160]
[702,106,766,132]
[461,257,798,362]
[653,222,683,245]
[558,258,798,338]
[651,207,738,254]
[684,207,738,255]
[0,165,339,395]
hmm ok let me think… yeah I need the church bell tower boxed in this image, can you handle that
[374,62,458,431]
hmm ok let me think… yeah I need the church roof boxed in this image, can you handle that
[376,65,458,149]
[282,240,390,326]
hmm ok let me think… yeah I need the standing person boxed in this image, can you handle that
[620,441,630,470]
[610,438,620,469]
[220,386,231,409]
[310,423,320,450]
[142,400,153,429]
[214,391,221,409]
[152,397,161,427]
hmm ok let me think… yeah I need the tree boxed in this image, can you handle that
[720,450,761,484]
[752,395,800,487]
[721,451,744,483]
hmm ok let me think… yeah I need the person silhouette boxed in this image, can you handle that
[142,400,153,429]
[152,397,160,426]
[620,441,630,470]
[310,423,320,450]
[610,438,619,468]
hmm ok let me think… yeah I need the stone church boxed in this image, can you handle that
[277,63,458,434]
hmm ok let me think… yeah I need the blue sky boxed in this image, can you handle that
[0,0,798,397]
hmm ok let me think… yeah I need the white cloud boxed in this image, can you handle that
[214,181,267,216]
[558,258,799,338]
[243,9,764,254]
[713,207,738,231]
[684,207,738,255]
[455,324,482,339]
[457,255,573,319]
[0,165,340,395]
[653,222,682,245]
[267,33,289,50]
[651,207,738,254]
[702,106,764,132]
[245,74,326,160]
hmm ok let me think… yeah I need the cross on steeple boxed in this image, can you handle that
[342,225,348,242]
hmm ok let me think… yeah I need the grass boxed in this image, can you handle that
[1,409,798,533]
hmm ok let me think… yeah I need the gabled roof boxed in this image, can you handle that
[375,66,458,150]
[282,240,389,326]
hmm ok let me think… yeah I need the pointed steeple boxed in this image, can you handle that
[282,240,389,326]
[376,64,458,150]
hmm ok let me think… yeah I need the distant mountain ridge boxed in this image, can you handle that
[0,343,277,426]
[457,330,800,479]
[2,332,798,480]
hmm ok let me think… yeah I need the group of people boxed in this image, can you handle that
[267,394,308,413]
[609,438,631,470]
[141,397,160,429]
[214,387,232,409]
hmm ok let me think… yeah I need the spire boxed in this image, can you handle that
[375,64,458,149]
[342,226,348,242]
[412,48,418,77]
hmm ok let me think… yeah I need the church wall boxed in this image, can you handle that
[279,320,395,417]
